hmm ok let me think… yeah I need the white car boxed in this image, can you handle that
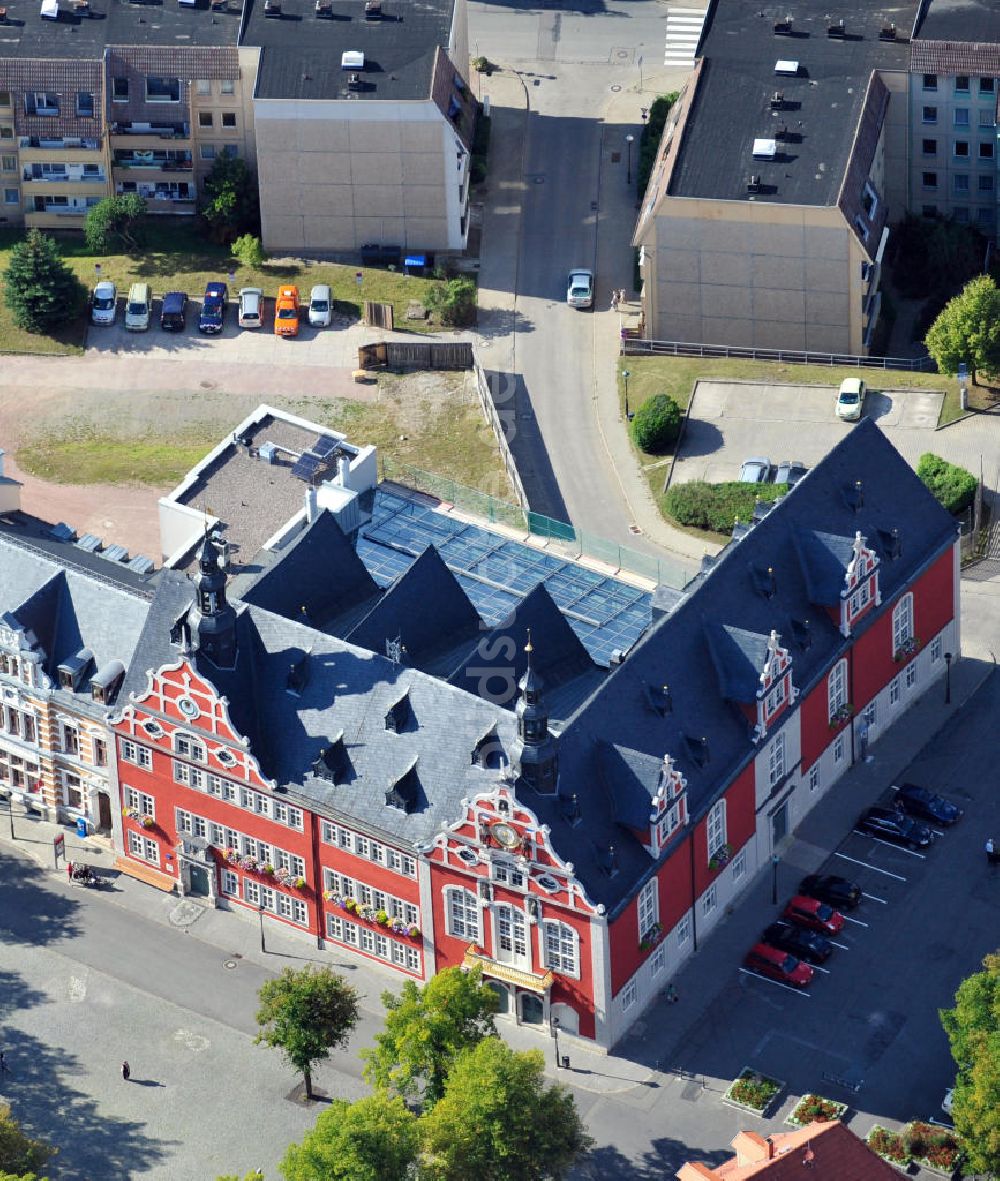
[238,287,263,329]
[836,378,866,422]
[91,281,117,326]
[566,269,594,309]
[308,284,332,328]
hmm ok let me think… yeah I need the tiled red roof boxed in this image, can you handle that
[678,1121,905,1180]
[911,40,1000,74]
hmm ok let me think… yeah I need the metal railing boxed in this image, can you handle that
[623,338,936,372]
[378,458,691,589]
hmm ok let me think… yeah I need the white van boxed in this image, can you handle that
[124,282,152,332]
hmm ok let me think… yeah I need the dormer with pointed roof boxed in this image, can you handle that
[793,526,880,638]
[188,533,237,669]
[511,635,559,795]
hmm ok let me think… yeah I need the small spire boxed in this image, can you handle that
[525,629,533,656]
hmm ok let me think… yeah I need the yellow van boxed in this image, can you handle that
[124,282,152,332]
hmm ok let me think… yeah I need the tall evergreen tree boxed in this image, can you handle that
[2,231,87,333]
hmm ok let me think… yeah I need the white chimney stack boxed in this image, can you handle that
[337,454,351,487]
[305,486,319,524]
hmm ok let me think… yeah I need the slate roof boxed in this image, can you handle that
[599,742,664,831]
[242,0,456,102]
[915,0,1000,45]
[668,0,916,209]
[704,624,769,704]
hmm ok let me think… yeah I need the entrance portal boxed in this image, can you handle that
[519,993,544,1025]
[188,863,210,897]
[97,792,112,834]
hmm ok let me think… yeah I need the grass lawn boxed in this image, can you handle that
[0,220,455,355]
[16,373,509,498]
[617,354,963,542]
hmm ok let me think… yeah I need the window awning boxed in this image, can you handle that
[463,945,554,994]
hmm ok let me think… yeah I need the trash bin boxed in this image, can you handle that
[75,816,88,838]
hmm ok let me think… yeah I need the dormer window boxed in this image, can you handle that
[647,754,688,855]
[174,732,206,763]
[841,531,881,636]
[754,630,796,740]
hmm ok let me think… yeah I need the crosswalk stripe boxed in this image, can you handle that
[664,5,706,67]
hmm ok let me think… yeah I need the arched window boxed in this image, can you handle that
[892,593,914,655]
[444,887,479,942]
[828,659,848,721]
[542,919,579,978]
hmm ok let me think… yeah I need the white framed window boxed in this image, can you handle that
[61,723,79,756]
[732,848,747,882]
[706,799,726,863]
[360,927,375,953]
[930,635,942,662]
[637,878,658,939]
[391,941,407,967]
[125,786,155,817]
[220,78,236,95]
[374,933,389,960]
[892,593,914,655]
[493,860,526,889]
[828,659,848,721]
[889,676,900,705]
[196,79,211,95]
[542,920,579,977]
[809,764,820,792]
[260,886,276,913]
[120,739,152,770]
[677,913,691,946]
[355,835,369,858]
[445,887,479,941]
[368,841,384,865]
[222,870,238,896]
[764,676,786,716]
[702,884,718,917]
[327,913,344,940]
[173,732,206,763]
[620,979,637,1012]
[243,879,260,905]
[405,946,421,972]
[401,854,416,877]
[321,821,335,845]
[849,579,872,617]
[767,731,786,787]
[905,662,917,690]
[127,831,159,865]
[834,734,845,764]
[651,945,666,977]
[337,827,353,851]
[862,701,876,727]
[656,796,685,846]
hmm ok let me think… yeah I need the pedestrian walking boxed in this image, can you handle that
[610,289,619,310]
[665,983,679,1004]
[121,1060,131,1081]
[618,288,627,307]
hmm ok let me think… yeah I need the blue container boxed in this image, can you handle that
[75,816,88,838]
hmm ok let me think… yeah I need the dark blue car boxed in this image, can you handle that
[894,783,963,826]
[198,282,228,334]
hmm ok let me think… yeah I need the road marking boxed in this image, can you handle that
[861,891,887,904]
[829,940,849,950]
[929,827,945,838]
[850,834,926,861]
[664,6,706,67]
[842,915,869,927]
[68,974,87,1004]
[173,1029,210,1053]
[834,851,907,880]
[811,965,831,975]
[739,968,811,996]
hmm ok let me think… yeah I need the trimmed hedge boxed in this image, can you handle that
[637,93,680,196]
[916,452,977,515]
[631,393,681,453]
[663,480,788,534]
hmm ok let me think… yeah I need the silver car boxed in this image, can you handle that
[238,287,263,329]
[91,281,117,326]
[739,457,773,483]
[308,284,332,328]
[566,268,594,309]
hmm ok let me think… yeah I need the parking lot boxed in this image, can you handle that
[669,380,947,486]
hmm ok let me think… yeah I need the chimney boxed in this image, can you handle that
[305,486,319,524]
[337,453,351,487]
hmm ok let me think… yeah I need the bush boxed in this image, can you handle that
[637,92,679,196]
[470,156,487,185]
[790,1094,844,1124]
[631,393,681,453]
[888,214,986,300]
[728,1070,780,1111]
[917,452,977,515]
[663,480,788,534]
[84,193,147,253]
[231,234,266,269]
[868,1126,909,1164]
[423,276,477,326]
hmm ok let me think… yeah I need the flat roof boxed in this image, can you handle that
[669,0,916,206]
[916,0,1000,43]
[242,0,453,101]
[0,0,239,59]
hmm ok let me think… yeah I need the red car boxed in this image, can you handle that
[744,942,814,988]
[783,895,845,935]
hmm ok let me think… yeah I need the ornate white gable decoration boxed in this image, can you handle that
[840,531,881,636]
[754,630,797,741]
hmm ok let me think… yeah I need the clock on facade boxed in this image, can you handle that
[490,821,520,850]
[177,695,200,720]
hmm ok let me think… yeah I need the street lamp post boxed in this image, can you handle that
[771,853,779,905]
[944,651,953,705]
[6,794,14,841]
[622,369,631,419]
[551,1015,561,1069]
[625,134,635,185]
[258,903,267,953]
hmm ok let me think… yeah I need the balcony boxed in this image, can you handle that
[23,167,106,184]
[19,136,101,151]
[113,150,193,173]
[109,122,190,147]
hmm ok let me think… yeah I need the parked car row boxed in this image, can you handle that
[738,457,809,486]
[91,281,335,336]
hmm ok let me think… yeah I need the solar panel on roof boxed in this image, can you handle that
[312,436,338,458]
[76,534,102,553]
[291,453,321,482]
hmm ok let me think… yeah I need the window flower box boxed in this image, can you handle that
[343,897,358,914]
[785,1094,849,1127]
[225,847,239,863]
[376,909,390,926]
[866,1125,910,1169]
[260,864,274,876]
[722,1068,784,1117]
[639,921,664,953]
[709,843,733,871]
[140,815,155,830]
[324,890,342,905]
[390,917,407,934]
[240,856,258,872]
[893,637,921,663]
[359,903,375,922]
[829,703,854,731]
[122,805,139,820]
[293,877,307,890]
[408,926,421,940]
[904,1122,963,1177]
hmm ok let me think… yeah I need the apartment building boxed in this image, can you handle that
[633,0,915,353]
[909,0,1000,233]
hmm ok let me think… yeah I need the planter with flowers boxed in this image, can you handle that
[785,1094,849,1127]
[342,898,358,914]
[829,703,855,732]
[260,864,274,877]
[323,890,343,905]
[904,1122,963,1177]
[893,637,921,664]
[274,866,291,885]
[866,1125,910,1170]
[293,877,307,891]
[408,925,421,940]
[122,805,139,821]
[639,922,664,953]
[376,909,390,927]
[141,815,156,830]
[240,855,259,872]
[709,843,733,872]
[723,1068,784,1117]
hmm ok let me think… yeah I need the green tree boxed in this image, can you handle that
[84,193,147,253]
[216,1172,265,1181]
[280,1091,418,1181]
[941,952,1000,1175]
[1,230,87,334]
[255,966,360,1099]
[423,277,477,327]
[630,393,682,453]
[0,1103,54,1177]
[420,1038,593,1181]
[361,966,498,1108]
[231,234,266,270]
[202,155,260,243]
[916,453,977,515]
[925,274,1000,384]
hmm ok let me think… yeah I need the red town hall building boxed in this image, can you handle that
[95,419,958,1050]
